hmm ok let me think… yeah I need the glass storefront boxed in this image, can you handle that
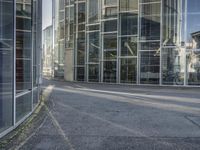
[54,0,200,86]
[0,0,42,137]
[0,0,14,133]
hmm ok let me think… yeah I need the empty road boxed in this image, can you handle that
[17,79,200,150]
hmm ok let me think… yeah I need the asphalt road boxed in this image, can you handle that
[18,79,200,150]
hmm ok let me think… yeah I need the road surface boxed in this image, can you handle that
[17,79,200,150]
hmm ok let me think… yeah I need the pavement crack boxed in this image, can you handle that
[44,104,75,150]
[185,116,200,129]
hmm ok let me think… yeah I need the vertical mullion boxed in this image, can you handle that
[160,0,163,85]
[13,0,16,125]
[31,0,34,110]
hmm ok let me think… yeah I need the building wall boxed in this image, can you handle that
[0,0,42,138]
[54,0,200,86]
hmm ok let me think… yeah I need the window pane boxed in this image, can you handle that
[76,67,85,81]
[121,37,137,56]
[120,13,138,35]
[103,61,117,83]
[120,0,138,11]
[88,0,99,23]
[0,0,14,133]
[88,64,99,82]
[121,58,137,83]
[140,51,160,84]
[16,92,32,122]
[16,1,32,93]
[162,48,184,85]
[88,32,100,62]
[140,2,161,40]
[187,50,200,85]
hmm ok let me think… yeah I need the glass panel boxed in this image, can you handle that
[140,41,160,50]
[77,67,85,81]
[186,0,200,49]
[77,40,85,65]
[162,48,184,85]
[140,51,160,84]
[104,0,117,5]
[186,0,200,85]
[121,36,137,56]
[33,88,39,106]
[104,34,117,60]
[78,3,86,23]
[104,34,117,50]
[187,50,200,85]
[121,58,137,83]
[120,0,138,11]
[88,64,99,82]
[16,3,31,17]
[103,61,117,83]
[103,20,117,32]
[16,59,32,91]
[88,0,99,23]
[120,13,138,35]
[16,92,32,122]
[103,7,117,19]
[16,1,32,93]
[88,32,100,62]
[102,0,118,19]
[162,0,180,46]
[0,0,14,133]
[140,1,161,40]
[104,51,117,60]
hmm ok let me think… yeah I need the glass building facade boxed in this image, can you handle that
[53,0,200,86]
[0,0,42,137]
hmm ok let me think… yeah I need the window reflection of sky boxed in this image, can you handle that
[187,0,200,40]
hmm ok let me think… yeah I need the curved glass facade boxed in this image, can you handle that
[53,0,200,86]
[0,0,42,138]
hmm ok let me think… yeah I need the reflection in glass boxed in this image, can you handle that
[121,58,137,83]
[103,20,117,32]
[16,1,32,92]
[104,34,117,50]
[88,0,99,23]
[186,0,200,49]
[120,0,138,11]
[33,88,39,106]
[140,41,160,51]
[120,13,138,35]
[140,1,161,40]
[140,51,160,84]
[102,0,117,19]
[16,92,32,122]
[187,50,200,85]
[77,40,85,65]
[88,64,99,82]
[78,3,86,23]
[121,37,137,56]
[103,61,117,83]
[162,0,180,46]
[77,67,85,81]
[88,32,99,62]
[162,48,184,85]
[0,0,14,133]
[104,51,117,60]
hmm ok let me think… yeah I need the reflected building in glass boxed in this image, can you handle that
[0,0,42,137]
[43,25,54,77]
[53,0,200,86]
